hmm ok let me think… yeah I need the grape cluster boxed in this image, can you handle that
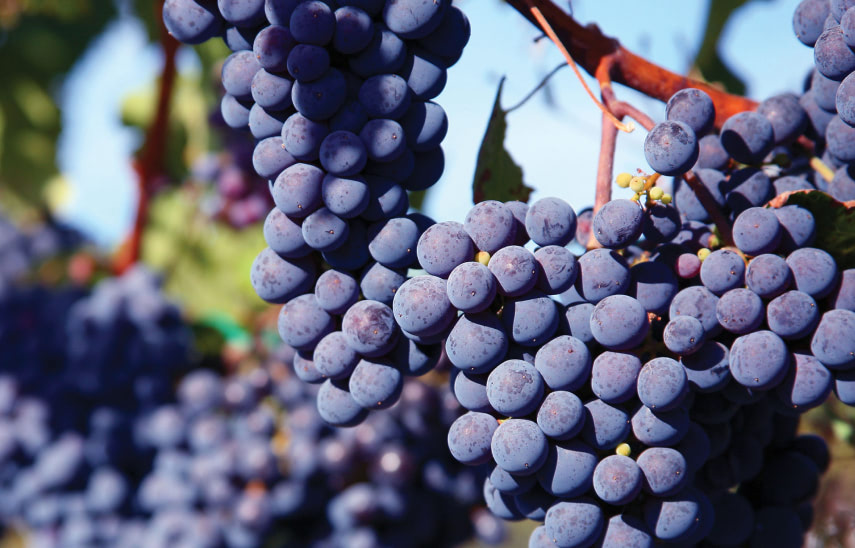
[0,210,502,547]
[191,123,273,229]
[163,0,471,424]
[162,2,855,548]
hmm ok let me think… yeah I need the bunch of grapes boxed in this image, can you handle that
[191,128,273,229]
[161,0,855,547]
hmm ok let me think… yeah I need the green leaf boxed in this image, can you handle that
[0,1,118,210]
[472,78,533,204]
[142,188,269,324]
[772,190,855,269]
[691,0,772,95]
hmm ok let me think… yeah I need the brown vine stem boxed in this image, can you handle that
[505,0,758,128]
[113,5,179,275]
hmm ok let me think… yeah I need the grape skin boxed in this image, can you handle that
[490,419,548,476]
[592,455,642,506]
[637,357,689,411]
[485,360,544,417]
[644,120,699,176]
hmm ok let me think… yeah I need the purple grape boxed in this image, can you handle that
[464,201,517,254]
[720,111,775,164]
[533,335,591,391]
[487,245,538,297]
[490,419,548,476]
[536,391,585,440]
[716,287,765,335]
[416,221,473,278]
[342,300,398,357]
[729,330,790,390]
[644,120,699,175]
[666,88,715,136]
[637,357,688,411]
[445,312,508,374]
[593,455,642,506]
[590,351,642,404]
[589,294,650,350]
[446,262,497,313]
[524,197,576,247]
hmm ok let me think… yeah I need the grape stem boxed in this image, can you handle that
[591,57,657,236]
[505,0,758,127]
[682,170,734,246]
[113,3,179,274]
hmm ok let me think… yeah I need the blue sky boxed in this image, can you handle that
[55,0,812,247]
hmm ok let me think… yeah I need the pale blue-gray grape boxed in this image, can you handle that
[720,111,775,164]
[592,455,642,506]
[536,391,585,440]
[446,262,497,313]
[447,411,497,465]
[342,300,398,357]
[524,197,576,247]
[490,419,548,476]
[637,447,688,497]
[392,275,453,337]
[464,201,517,254]
[486,360,544,417]
[637,357,688,411]
[589,295,649,350]
[767,290,819,339]
[536,440,597,498]
[348,358,402,409]
[545,499,604,548]
[487,245,538,297]
[644,120,699,175]
[732,207,782,256]
[663,315,705,355]
[590,352,642,404]
[729,330,790,390]
[416,221,473,278]
[716,288,765,335]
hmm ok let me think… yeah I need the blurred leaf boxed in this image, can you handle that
[691,0,770,95]
[472,78,533,204]
[142,188,268,323]
[0,0,117,209]
[832,418,853,443]
[770,190,855,269]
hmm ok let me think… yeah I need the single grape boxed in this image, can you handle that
[811,309,855,369]
[313,332,359,380]
[446,262,497,313]
[630,261,679,315]
[277,294,334,351]
[321,174,370,219]
[575,248,631,304]
[536,391,585,440]
[776,353,833,411]
[666,88,715,136]
[537,440,598,498]
[486,360,545,417]
[348,358,403,409]
[720,111,775,164]
[525,197,577,247]
[591,352,642,404]
[317,379,367,426]
[593,455,643,506]
[250,248,314,304]
[366,217,420,269]
[681,340,731,393]
[314,270,359,315]
[501,291,559,347]
[700,249,746,296]
[416,221,473,278]
[757,93,808,144]
[464,201,517,254]
[445,312,508,374]
[589,295,649,350]
[732,207,782,256]
[581,399,631,451]
[490,419,548,476]
[773,205,816,252]
[729,330,790,390]
[487,245,538,297]
[544,499,604,548]
[644,120,699,175]
[787,247,839,298]
[716,288,765,335]
[533,335,591,392]
[342,300,399,357]
[663,315,705,355]
[637,357,688,411]
[447,412,498,465]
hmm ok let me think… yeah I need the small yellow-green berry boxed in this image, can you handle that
[707,234,721,249]
[660,193,673,205]
[475,251,491,266]
[697,248,711,261]
[649,187,664,201]
[631,193,641,202]
[629,177,646,193]
[616,172,633,188]
[616,443,631,457]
